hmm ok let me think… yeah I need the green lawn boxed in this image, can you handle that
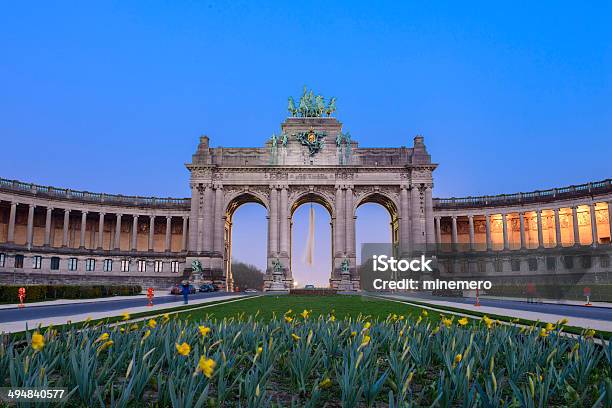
[179,294,440,322]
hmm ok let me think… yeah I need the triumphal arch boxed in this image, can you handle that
[186,88,437,291]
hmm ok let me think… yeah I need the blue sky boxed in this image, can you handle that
[1,2,610,285]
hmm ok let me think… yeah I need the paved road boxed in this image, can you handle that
[0,292,236,323]
[395,293,612,322]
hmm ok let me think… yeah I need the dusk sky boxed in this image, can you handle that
[1,2,610,285]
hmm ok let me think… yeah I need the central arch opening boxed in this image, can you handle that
[290,192,333,288]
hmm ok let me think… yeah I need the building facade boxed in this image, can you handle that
[0,108,611,290]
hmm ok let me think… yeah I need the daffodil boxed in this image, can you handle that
[350,331,357,338]
[199,326,211,337]
[482,316,494,329]
[130,323,139,331]
[147,319,157,329]
[97,340,114,353]
[539,328,549,338]
[441,317,453,328]
[162,313,170,323]
[545,322,555,331]
[284,316,293,323]
[453,353,462,365]
[557,318,569,325]
[31,332,45,351]
[328,315,336,322]
[284,309,292,316]
[256,346,263,356]
[360,334,371,348]
[94,333,110,344]
[431,327,440,336]
[196,356,216,378]
[291,333,301,342]
[176,342,191,356]
[121,312,130,321]
[457,317,468,326]
[300,309,310,319]
[363,322,371,331]
[319,378,332,389]
[421,310,428,317]
[584,329,596,339]
[142,330,151,343]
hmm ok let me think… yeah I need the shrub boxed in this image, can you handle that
[0,284,142,303]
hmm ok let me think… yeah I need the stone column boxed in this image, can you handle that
[131,215,139,251]
[554,208,562,247]
[435,216,442,246]
[62,209,70,247]
[345,186,355,256]
[189,184,200,252]
[536,210,544,248]
[7,202,17,243]
[410,186,422,246]
[572,206,580,245]
[399,187,410,254]
[181,216,189,251]
[279,187,289,256]
[97,212,105,249]
[202,186,213,252]
[519,212,526,249]
[502,213,509,250]
[44,207,53,246]
[165,216,172,252]
[79,211,87,248]
[485,213,492,251]
[468,215,475,251]
[451,216,458,250]
[335,186,345,255]
[114,214,122,250]
[608,202,612,246]
[268,187,278,256]
[26,204,35,249]
[213,186,225,255]
[148,215,155,251]
[590,203,598,246]
[424,186,436,246]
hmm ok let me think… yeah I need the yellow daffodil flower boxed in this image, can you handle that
[284,316,293,323]
[121,312,130,321]
[291,333,301,341]
[176,342,191,356]
[31,332,45,351]
[196,356,216,378]
[319,378,332,389]
[199,326,211,337]
[94,333,110,344]
[453,353,462,365]
[147,319,157,329]
[457,317,468,326]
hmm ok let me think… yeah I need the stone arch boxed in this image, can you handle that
[224,189,269,219]
[355,190,401,246]
[289,190,334,218]
[223,189,269,291]
[288,189,335,288]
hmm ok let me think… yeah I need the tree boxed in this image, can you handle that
[232,262,265,291]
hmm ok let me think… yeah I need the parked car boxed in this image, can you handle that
[304,284,315,289]
[199,283,216,293]
[171,284,196,295]
[243,288,258,293]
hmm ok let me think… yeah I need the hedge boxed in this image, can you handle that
[0,284,142,303]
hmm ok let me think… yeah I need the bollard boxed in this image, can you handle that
[18,287,26,308]
[474,287,481,307]
[147,287,154,307]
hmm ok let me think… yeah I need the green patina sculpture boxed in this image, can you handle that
[191,260,203,273]
[272,258,284,272]
[296,129,326,156]
[288,86,337,118]
[341,258,350,274]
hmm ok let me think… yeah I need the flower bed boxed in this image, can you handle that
[0,284,142,303]
[2,310,611,406]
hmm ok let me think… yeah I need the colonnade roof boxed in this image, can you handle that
[2,176,610,211]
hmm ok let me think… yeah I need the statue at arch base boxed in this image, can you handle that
[265,258,292,292]
[187,259,229,291]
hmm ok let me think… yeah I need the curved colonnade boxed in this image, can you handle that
[0,177,611,287]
